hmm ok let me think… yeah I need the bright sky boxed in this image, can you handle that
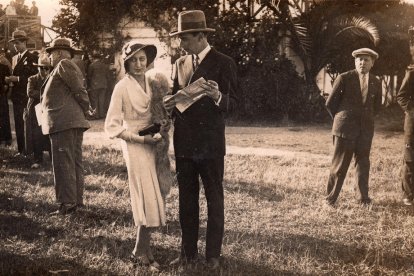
[0,0,61,27]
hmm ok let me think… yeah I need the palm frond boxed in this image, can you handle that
[333,16,380,46]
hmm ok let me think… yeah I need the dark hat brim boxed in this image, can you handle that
[169,28,215,36]
[124,44,157,65]
[45,46,75,57]
[8,37,29,43]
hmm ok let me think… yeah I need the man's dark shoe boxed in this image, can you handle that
[360,198,372,205]
[49,203,77,215]
[207,257,220,270]
[403,198,413,206]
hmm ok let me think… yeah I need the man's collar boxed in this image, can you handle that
[194,44,211,63]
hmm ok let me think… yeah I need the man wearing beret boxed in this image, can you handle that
[41,38,93,215]
[6,29,37,157]
[165,10,239,269]
[325,48,382,206]
[396,51,414,206]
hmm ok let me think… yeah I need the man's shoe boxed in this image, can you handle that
[403,198,413,206]
[49,204,77,215]
[207,257,220,270]
[360,198,372,205]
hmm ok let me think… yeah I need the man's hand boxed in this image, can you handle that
[5,76,18,83]
[163,95,176,112]
[201,80,220,102]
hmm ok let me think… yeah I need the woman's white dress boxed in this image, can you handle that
[105,74,165,227]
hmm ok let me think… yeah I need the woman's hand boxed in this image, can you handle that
[144,134,161,145]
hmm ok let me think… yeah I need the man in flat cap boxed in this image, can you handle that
[396,45,414,206]
[165,9,239,269]
[325,47,382,206]
[41,38,93,215]
[6,29,37,158]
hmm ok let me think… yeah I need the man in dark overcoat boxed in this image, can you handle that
[164,10,239,270]
[24,54,51,168]
[325,48,382,206]
[6,29,37,156]
[397,62,414,206]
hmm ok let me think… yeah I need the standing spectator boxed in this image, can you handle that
[396,58,414,206]
[87,51,110,119]
[24,53,51,169]
[72,48,86,80]
[5,1,16,15]
[0,4,5,17]
[165,10,239,270]
[5,29,37,158]
[0,58,11,146]
[29,1,38,16]
[325,48,382,206]
[41,38,93,215]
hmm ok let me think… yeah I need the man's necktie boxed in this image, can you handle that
[193,54,199,71]
[17,53,21,62]
[361,74,368,103]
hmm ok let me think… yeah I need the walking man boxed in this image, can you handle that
[165,10,238,269]
[41,38,93,215]
[325,48,382,206]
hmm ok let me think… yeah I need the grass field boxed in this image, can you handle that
[1,116,414,275]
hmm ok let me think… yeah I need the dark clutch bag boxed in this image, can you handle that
[138,123,161,136]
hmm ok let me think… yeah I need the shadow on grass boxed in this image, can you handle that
[225,228,414,273]
[0,214,62,242]
[224,180,285,202]
[0,250,104,275]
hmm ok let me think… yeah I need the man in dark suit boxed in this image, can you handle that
[6,29,37,156]
[165,10,238,269]
[41,38,93,215]
[325,48,382,206]
[87,52,110,119]
[397,63,414,206]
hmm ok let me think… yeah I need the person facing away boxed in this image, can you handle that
[325,48,382,206]
[105,41,171,272]
[396,45,414,206]
[164,9,239,270]
[5,29,38,158]
[40,38,94,215]
[24,53,51,169]
[29,1,38,16]
[87,52,110,119]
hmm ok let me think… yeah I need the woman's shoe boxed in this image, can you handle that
[130,253,160,271]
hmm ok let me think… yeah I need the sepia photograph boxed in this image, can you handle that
[1,0,414,275]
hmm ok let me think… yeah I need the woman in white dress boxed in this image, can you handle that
[105,42,168,270]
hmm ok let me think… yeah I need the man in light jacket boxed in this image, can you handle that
[41,38,93,215]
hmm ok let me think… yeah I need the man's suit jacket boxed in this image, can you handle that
[10,51,37,105]
[172,48,238,159]
[326,69,382,140]
[87,60,110,90]
[397,67,414,143]
[40,59,90,135]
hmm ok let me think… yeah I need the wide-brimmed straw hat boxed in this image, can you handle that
[122,41,157,65]
[46,38,75,57]
[352,48,379,60]
[169,10,215,36]
[9,29,28,43]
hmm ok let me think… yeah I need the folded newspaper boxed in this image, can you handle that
[165,77,207,113]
